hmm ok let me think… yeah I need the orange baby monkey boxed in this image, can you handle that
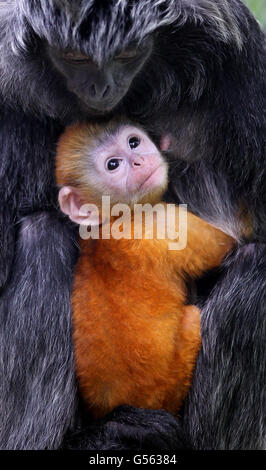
[56,121,234,419]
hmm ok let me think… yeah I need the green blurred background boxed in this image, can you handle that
[244,0,266,29]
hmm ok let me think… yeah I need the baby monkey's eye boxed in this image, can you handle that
[106,158,122,171]
[128,136,141,149]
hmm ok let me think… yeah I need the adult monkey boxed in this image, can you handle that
[0,0,265,450]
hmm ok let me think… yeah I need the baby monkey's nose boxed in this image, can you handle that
[132,155,145,167]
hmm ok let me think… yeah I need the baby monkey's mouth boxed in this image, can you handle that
[139,164,167,192]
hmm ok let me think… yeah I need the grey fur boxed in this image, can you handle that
[0,213,78,449]
[183,244,266,449]
[0,0,243,115]
[0,0,264,451]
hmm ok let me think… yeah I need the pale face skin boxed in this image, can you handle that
[58,125,168,226]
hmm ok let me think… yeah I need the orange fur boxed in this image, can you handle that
[72,206,234,419]
[56,123,235,418]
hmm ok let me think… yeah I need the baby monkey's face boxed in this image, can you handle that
[90,125,168,205]
[57,123,168,226]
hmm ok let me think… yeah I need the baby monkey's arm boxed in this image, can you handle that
[163,205,235,279]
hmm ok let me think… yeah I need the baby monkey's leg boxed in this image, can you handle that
[163,305,201,415]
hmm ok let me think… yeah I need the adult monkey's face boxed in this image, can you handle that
[8,0,176,119]
[47,37,153,115]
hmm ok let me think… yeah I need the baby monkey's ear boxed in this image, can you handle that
[58,186,100,226]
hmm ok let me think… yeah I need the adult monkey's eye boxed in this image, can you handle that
[61,51,92,63]
[128,136,141,149]
[114,48,138,62]
[106,158,122,171]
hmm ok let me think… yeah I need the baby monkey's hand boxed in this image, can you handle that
[160,134,172,151]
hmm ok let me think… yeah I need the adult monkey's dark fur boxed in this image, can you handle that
[0,0,265,450]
